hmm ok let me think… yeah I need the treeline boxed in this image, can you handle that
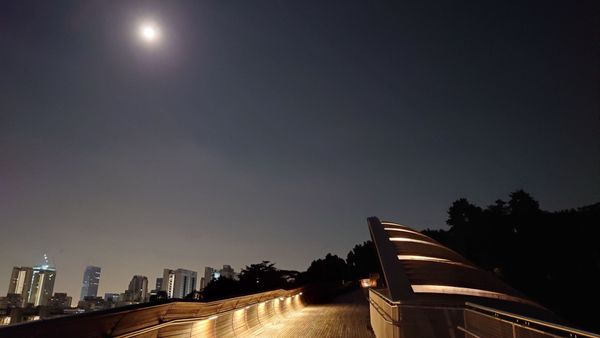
[422,190,600,332]
[201,241,382,303]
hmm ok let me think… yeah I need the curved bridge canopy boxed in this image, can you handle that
[368,217,541,308]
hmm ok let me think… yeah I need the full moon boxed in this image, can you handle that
[139,22,160,43]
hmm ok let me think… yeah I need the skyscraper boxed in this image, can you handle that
[155,278,163,292]
[161,268,197,298]
[202,267,216,289]
[28,262,56,306]
[80,266,101,301]
[7,266,33,307]
[126,275,148,303]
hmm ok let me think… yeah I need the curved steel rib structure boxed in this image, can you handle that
[366,217,599,338]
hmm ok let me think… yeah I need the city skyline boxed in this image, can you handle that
[1,1,598,310]
[1,256,243,303]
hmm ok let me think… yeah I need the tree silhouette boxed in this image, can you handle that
[424,190,600,332]
[201,277,240,301]
[239,261,285,292]
[508,189,540,216]
[306,253,348,283]
[346,241,383,281]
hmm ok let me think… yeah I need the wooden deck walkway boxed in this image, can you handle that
[250,289,375,338]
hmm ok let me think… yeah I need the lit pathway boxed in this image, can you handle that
[252,288,375,338]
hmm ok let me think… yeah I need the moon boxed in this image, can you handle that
[139,22,160,44]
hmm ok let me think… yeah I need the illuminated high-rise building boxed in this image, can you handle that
[7,266,33,307]
[80,266,101,301]
[161,268,197,298]
[28,260,56,306]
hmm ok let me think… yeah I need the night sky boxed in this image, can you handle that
[1,1,598,300]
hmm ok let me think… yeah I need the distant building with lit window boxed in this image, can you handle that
[7,266,33,307]
[220,265,236,280]
[80,266,101,302]
[48,292,72,309]
[28,263,56,306]
[200,265,238,290]
[201,267,215,290]
[104,293,120,303]
[125,275,148,303]
[161,269,197,299]
[154,278,162,292]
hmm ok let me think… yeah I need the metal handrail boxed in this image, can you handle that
[367,296,399,326]
[465,302,600,338]
[369,288,463,310]
[457,325,482,338]
[368,288,463,328]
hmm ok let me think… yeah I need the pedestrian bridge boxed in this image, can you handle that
[366,217,600,338]
[1,217,599,338]
[0,289,305,337]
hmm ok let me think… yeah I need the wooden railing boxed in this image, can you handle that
[0,288,303,338]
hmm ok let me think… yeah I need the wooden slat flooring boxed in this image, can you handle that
[250,289,374,338]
